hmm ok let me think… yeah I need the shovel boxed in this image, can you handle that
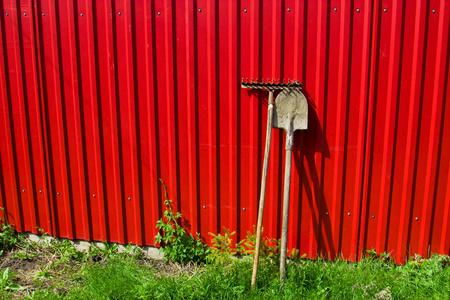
[273,88,308,281]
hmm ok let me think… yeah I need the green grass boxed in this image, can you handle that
[20,253,449,300]
[0,208,448,299]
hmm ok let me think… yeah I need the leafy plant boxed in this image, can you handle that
[0,207,23,251]
[48,239,86,266]
[242,226,280,263]
[379,251,394,264]
[12,249,38,260]
[89,241,119,260]
[365,249,393,264]
[365,249,379,261]
[207,227,244,265]
[34,266,53,280]
[122,244,144,259]
[289,248,307,262]
[0,268,23,291]
[155,179,210,264]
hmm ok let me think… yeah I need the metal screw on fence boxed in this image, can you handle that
[432,9,436,13]
[325,212,329,215]
[415,217,419,221]
[22,189,25,193]
[202,206,206,209]
[356,8,360,12]
[42,13,45,16]
[372,215,375,219]
[23,13,26,16]
[198,9,201,12]
[287,8,290,12]
[157,12,161,15]
[128,197,131,201]
[5,13,8,16]
[334,8,337,11]
[348,212,351,216]
[80,13,84,16]
[39,190,42,193]
[57,192,60,195]
[118,12,121,15]
[243,207,246,211]
[93,194,96,198]
[383,8,387,12]
[244,9,247,12]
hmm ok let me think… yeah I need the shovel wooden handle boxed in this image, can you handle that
[280,129,294,282]
[251,90,274,289]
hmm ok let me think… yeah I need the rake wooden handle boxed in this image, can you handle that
[251,90,274,289]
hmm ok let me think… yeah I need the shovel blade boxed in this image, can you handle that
[273,88,308,132]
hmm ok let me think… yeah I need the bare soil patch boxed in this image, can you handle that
[0,241,203,299]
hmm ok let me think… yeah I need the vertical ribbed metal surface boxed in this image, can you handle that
[361,0,450,261]
[0,0,449,263]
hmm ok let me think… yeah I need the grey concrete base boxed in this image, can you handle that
[24,233,163,260]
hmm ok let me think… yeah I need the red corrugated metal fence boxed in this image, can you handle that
[0,0,449,263]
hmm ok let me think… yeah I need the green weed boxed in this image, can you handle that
[207,226,244,265]
[0,268,23,291]
[12,249,38,260]
[0,199,448,299]
[49,239,86,265]
[53,254,449,299]
[5,237,450,299]
[68,257,152,299]
[88,241,119,261]
[155,179,210,264]
[0,207,24,251]
[242,225,280,264]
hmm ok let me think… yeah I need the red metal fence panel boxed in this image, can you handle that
[0,0,449,263]
[361,0,450,261]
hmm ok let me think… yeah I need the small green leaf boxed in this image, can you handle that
[6,283,23,291]
[3,268,9,281]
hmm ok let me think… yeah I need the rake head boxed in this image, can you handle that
[241,78,302,90]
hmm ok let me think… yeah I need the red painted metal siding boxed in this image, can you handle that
[0,0,449,263]
[361,0,450,261]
